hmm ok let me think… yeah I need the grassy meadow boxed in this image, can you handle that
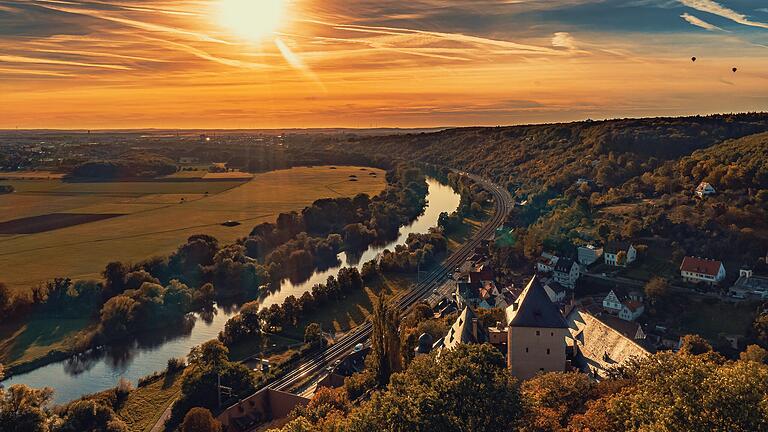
[0,166,385,292]
[117,370,185,432]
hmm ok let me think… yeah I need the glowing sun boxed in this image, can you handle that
[216,0,286,42]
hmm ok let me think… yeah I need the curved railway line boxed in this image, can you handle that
[267,173,513,393]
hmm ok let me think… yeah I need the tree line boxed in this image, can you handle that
[69,152,177,179]
[275,338,768,432]
[0,164,432,372]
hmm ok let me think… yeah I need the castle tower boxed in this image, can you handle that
[506,276,569,380]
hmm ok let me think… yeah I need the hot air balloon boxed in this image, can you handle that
[733,67,738,73]
[691,56,697,62]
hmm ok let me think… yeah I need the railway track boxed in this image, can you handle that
[267,173,513,393]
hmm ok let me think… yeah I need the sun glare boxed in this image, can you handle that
[216,0,286,42]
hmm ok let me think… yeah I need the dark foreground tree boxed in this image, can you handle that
[347,344,521,432]
[679,334,713,356]
[57,399,127,432]
[369,293,402,387]
[740,344,768,364]
[0,384,53,432]
[520,372,593,431]
[609,352,768,432]
[182,407,222,432]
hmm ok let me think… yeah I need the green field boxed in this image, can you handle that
[679,299,759,340]
[0,317,94,367]
[0,166,385,292]
[117,370,184,432]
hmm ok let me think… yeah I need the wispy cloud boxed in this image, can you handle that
[0,53,131,70]
[0,0,767,128]
[680,13,726,31]
[552,32,578,50]
[679,0,768,30]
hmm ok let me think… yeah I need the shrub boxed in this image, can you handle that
[168,357,187,373]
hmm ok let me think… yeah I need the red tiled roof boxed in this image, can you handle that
[680,256,722,276]
[624,300,643,312]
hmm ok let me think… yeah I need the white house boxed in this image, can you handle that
[680,256,726,285]
[537,253,559,273]
[603,288,645,321]
[695,182,716,198]
[603,241,637,267]
[577,245,603,266]
[544,281,568,303]
[553,258,580,289]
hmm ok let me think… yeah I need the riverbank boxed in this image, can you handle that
[2,176,459,404]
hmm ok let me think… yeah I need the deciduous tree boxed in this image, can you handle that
[181,407,222,432]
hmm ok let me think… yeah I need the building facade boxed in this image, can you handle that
[553,258,580,289]
[603,241,637,267]
[680,256,726,285]
[506,276,569,380]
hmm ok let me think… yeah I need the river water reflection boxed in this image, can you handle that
[2,178,460,404]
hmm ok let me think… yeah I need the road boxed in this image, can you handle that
[582,272,726,300]
[264,173,513,394]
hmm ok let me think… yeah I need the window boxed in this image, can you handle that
[536,330,540,336]
[551,332,554,336]
[525,347,529,353]
[547,349,550,355]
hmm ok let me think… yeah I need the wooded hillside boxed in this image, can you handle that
[318,114,768,267]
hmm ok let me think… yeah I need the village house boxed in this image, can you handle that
[602,288,645,321]
[544,281,569,303]
[577,244,603,266]
[566,309,651,380]
[553,257,580,289]
[454,264,508,310]
[506,276,569,380]
[603,241,637,267]
[536,252,559,273]
[680,256,726,285]
[695,181,716,198]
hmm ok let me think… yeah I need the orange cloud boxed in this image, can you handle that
[0,0,767,128]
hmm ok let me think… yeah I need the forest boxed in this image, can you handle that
[69,153,178,179]
[312,114,768,269]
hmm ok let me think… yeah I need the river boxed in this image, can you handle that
[2,177,460,404]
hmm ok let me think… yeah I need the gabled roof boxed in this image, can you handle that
[554,257,576,273]
[442,306,487,350]
[506,276,568,329]
[607,287,629,301]
[595,314,643,340]
[680,256,723,276]
[624,300,643,312]
[566,309,651,380]
[604,241,632,255]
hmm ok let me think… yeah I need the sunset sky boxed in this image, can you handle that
[1,0,767,129]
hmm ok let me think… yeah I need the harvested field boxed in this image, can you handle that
[0,166,386,292]
[0,213,125,234]
[0,171,65,180]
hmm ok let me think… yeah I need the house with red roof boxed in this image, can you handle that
[602,287,645,322]
[680,256,726,285]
